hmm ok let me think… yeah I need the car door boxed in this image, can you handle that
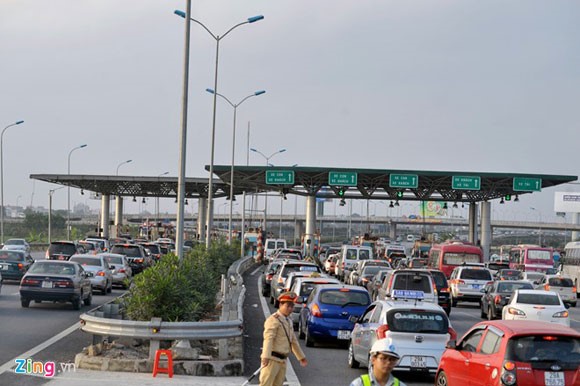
[352,304,377,363]
[481,282,494,315]
[445,328,486,385]
[467,327,504,386]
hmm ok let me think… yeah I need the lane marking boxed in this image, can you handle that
[257,275,301,386]
[0,322,79,375]
[250,265,263,276]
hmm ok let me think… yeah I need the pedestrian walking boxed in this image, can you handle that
[349,338,407,386]
[259,292,308,386]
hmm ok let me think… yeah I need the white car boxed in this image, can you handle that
[502,289,570,327]
[2,238,30,253]
[100,253,132,289]
[349,292,456,374]
[69,254,113,295]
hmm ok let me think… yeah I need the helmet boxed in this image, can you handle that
[370,338,400,359]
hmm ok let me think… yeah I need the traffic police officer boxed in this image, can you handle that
[259,292,308,386]
[349,338,407,386]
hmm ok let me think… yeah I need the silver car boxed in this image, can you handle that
[100,253,132,289]
[69,254,113,295]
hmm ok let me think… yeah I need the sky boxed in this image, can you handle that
[1,0,580,223]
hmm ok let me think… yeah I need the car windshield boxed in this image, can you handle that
[548,278,574,287]
[497,282,533,293]
[110,246,142,257]
[319,290,370,306]
[517,293,561,305]
[0,251,24,261]
[393,274,431,292]
[460,269,492,280]
[387,310,448,334]
[48,243,76,255]
[507,336,580,364]
[70,257,101,266]
[29,262,76,275]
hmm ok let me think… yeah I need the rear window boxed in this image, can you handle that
[443,253,481,265]
[393,274,432,293]
[0,251,24,261]
[266,241,276,249]
[517,293,561,305]
[79,242,95,250]
[29,262,76,275]
[345,249,358,260]
[429,271,448,288]
[362,266,382,276]
[359,250,371,260]
[548,278,574,287]
[527,250,552,260]
[104,256,123,265]
[507,336,580,366]
[143,244,161,254]
[460,269,492,280]
[319,290,370,306]
[282,265,319,277]
[48,243,77,256]
[386,310,448,334]
[497,282,533,293]
[110,245,142,257]
[499,270,522,279]
[70,257,101,266]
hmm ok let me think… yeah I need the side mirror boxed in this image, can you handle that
[109,265,114,270]
[348,315,359,323]
[446,340,457,350]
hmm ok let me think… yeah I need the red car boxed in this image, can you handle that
[436,320,580,386]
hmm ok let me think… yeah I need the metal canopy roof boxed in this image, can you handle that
[207,165,577,202]
[29,174,236,199]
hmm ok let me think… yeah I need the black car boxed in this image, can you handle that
[0,250,34,281]
[45,241,85,260]
[261,260,283,297]
[110,244,152,274]
[480,280,533,320]
[495,269,523,281]
[427,269,451,315]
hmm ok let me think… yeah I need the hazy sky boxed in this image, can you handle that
[1,0,579,222]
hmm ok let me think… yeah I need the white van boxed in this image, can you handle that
[336,245,373,282]
[264,239,287,259]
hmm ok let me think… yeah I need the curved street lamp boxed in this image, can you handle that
[206,88,266,244]
[1,120,24,243]
[174,10,264,249]
[250,147,286,231]
[116,159,132,176]
[67,144,87,239]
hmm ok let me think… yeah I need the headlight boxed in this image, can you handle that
[507,307,525,316]
[553,310,569,318]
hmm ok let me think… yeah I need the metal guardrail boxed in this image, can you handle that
[79,254,255,360]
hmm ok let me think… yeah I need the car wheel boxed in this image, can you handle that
[101,285,107,295]
[107,281,112,293]
[21,298,30,308]
[451,296,458,307]
[572,302,577,308]
[72,296,82,310]
[34,300,42,304]
[445,306,451,316]
[348,342,360,369]
[480,304,486,318]
[269,294,274,305]
[436,371,448,386]
[84,290,92,306]
[262,287,269,297]
[305,325,315,347]
[298,319,305,339]
[488,306,495,320]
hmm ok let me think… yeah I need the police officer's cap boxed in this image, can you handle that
[277,291,298,303]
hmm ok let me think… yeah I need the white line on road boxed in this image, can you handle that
[0,322,80,375]
[250,265,263,276]
[257,275,301,386]
[451,311,484,321]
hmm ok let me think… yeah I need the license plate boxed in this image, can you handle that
[337,330,351,340]
[545,372,564,386]
[471,284,480,289]
[0,264,7,270]
[42,281,52,288]
[410,356,426,368]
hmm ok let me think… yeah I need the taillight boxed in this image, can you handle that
[432,282,438,296]
[440,287,450,293]
[501,361,517,385]
[456,279,465,285]
[97,271,106,277]
[277,277,284,284]
[507,307,525,316]
[22,278,41,285]
[134,258,143,263]
[45,251,50,259]
[448,327,457,341]
[573,286,577,293]
[54,280,74,288]
[266,274,273,280]
[311,303,322,317]
[376,324,390,339]
[494,295,502,304]
[17,263,24,269]
[361,278,369,283]
[553,310,569,318]
[118,269,126,273]
[544,284,550,291]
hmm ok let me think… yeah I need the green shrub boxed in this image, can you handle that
[123,241,240,322]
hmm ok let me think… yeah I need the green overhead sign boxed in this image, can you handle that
[513,177,542,192]
[452,175,481,190]
[389,174,418,188]
[265,170,294,185]
[328,171,358,186]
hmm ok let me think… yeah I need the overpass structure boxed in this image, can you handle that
[31,167,576,260]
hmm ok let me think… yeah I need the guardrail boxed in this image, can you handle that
[80,255,255,360]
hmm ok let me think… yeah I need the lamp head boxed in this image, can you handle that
[16,120,24,125]
[247,15,264,23]
[255,90,266,96]
[126,159,133,163]
[80,144,87,148]
[279,149,287,153]
[206,88,215,94]
[250,148,257,152]
[174,10,186,18]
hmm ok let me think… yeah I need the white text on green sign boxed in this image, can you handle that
[513,177,541,192]
[328,172,357,186]
[266,170,295,185]
[389,174,418,188]
[452,176,481,190]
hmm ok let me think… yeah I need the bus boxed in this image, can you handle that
[562,241,580,287]
[427,241,484,278]
[508,244,553,273]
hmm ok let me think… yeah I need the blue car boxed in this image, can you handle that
[298,284,371,347]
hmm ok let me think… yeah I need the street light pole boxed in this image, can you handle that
[116,159,132,176]
[250,148,286,232]
[1,120,24,243]
[156,171,169,241]
[48,186,65,243]
[206,89,265,244]
[174,11,264,249]
[67,144,87,239]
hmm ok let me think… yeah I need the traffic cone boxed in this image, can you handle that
[257,229,263,263]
